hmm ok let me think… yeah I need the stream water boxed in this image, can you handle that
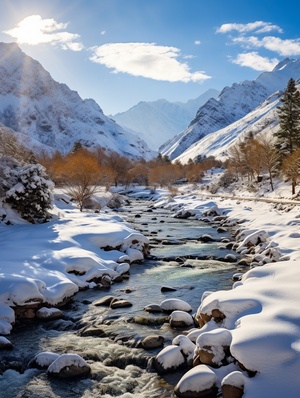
[0,198,238,398]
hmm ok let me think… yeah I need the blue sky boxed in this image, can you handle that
[1,0,300,115]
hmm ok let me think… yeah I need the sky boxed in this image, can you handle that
[1,0,300,115]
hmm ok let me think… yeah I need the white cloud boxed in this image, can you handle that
[100,30,106,35]
[89,42,211,83]
[231,52,279,71]
[217,21,283,34]
[194,40,201,45]
[233,36,300,56]
[3,15,84,51]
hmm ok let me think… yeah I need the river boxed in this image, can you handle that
[0,197,238,398]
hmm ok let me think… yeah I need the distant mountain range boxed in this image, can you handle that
[1,42,300,166]
[112,89,219,150]
[159,58,300,162]
[0,42,155,160]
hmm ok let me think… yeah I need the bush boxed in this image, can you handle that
[1,158,54,223]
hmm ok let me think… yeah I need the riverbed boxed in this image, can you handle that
[0,198,238,398]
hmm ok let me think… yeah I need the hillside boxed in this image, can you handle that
[0,42,155,160]
[160,58,300,161]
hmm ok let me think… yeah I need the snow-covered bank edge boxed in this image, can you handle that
[148,189,300,397]
[0,193,149,335]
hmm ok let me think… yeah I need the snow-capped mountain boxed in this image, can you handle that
[0,42,155,160]
[176,91,281,164]
[160,58,300,161]
[112,89,219,150]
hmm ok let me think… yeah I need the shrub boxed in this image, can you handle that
[2,160,54,223]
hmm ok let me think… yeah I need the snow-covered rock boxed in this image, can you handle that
[169,310,194,328]
[36,307,63,320]
[30,352,61,369]
[160,298,192,313]
[154,345,186,373]
[47,353,90,378]
[174,365,218,398]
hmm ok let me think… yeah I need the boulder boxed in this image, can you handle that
[36,307,63,320]
[170,311,194,328]
[110,299,133,309]
[195,328,232,368]
[29,352,60,369]
[93,295,116,306]
[141,335,164,349]
[221,371,245,398]
[144,304,163,313]
[0,336,13,350]
[160,298,192,313]
[155,345,186,374]
[47,354,90,378]
[174,365,218,398]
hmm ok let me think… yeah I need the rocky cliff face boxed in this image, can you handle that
[0,42,155,160]
[160,58,300,160]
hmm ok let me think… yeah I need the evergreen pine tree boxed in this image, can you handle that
[274,78,300,156]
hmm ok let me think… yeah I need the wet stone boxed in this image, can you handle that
[144,304,163,313]
[93,295,116,306]
[141,335,165,349]
[110,299,133,309]
[161,285,177,292]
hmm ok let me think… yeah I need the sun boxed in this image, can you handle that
[3,14,83,51]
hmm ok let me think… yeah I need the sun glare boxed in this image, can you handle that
[3,15,83,51]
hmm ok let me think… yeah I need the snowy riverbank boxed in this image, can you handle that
[1,185,300,397]
[147,188,300,397]
[0,191,149,335]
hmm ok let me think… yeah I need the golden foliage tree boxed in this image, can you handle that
[282,149,300,195]
[63,150,102,211]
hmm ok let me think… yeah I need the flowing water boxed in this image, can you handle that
[0,198,238,398]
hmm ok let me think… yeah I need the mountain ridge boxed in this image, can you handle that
[112,89,220,149]
[0,42,155,160]
[160,58,300,161]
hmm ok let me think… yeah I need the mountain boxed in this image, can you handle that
[0,42,155,160]
[176,91,281,164]
[160,58,300,161]
[112,89,219,150]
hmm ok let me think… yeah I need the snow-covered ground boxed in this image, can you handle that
[150,179,300,397]
[1,178,300,397]
[0,190,149,335]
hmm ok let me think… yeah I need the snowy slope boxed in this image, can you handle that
[160,58,300,160]
[176,91,281,163]
[112,89,219,150]
[0,42,155,160]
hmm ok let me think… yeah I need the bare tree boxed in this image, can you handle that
[282,149,300,195]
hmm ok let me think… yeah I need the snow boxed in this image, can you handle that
[32,352,60,367]
[155,345,185,371]
[150,182,300,397]
[2,181,300,395]
[170,310,194,326]
[0,43,155,161]
[0,192,149,334]
[47,353,88,373]
[160,298,192,312]
[221,370,245,388]
[160,58,300,162]
[175,364,217,393]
